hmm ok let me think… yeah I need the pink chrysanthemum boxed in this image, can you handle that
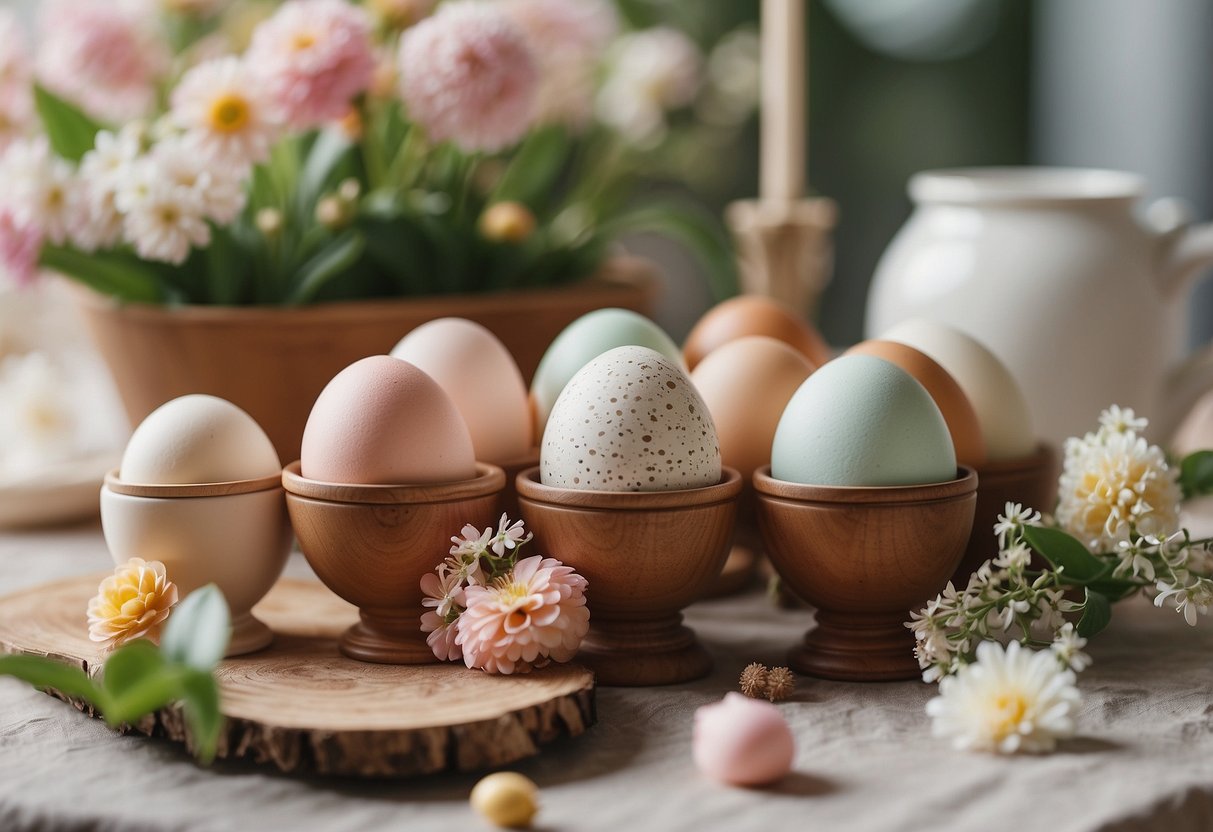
[0,205,42,288]
[398,1,540,152]
[501,0,616,128]
[246,0,376,128]
[456,555,589,675]
[36,0,168,122]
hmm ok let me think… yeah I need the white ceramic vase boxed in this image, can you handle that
[866,167,1213,446]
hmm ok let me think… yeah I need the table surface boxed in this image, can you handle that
[2,522,1213,832]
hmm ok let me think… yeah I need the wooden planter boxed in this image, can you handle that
[74,257,659,462]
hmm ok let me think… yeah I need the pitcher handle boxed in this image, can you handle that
[1160,343,1213,442]
[1153,198,1213,298]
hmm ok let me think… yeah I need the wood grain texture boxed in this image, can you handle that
[283,462,504,664]
[754,465,977,681]
[104,470,283,499]
[0,576,596,777]
[516,467,742,686]
[73,257,659,462]
[955,443,1058,584]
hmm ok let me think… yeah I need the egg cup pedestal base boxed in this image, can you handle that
[577,616,711,686]
[228,612,275,656]
[790,611,920,681]
[754,465,977,683]
[954,443,1058,584]
[516,466,742,688]
[340,609,437,665]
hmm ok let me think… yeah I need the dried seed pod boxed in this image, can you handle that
[739,662,769,698]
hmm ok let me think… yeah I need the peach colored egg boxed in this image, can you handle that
[301,355,476,485]
[847,340,987,467]
[684,295,832,370]
[390,318,533,465]
[693,693,795,787]
[690,336,815,484]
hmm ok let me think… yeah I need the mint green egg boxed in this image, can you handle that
[531,309,684,436]
[771,355,957,486]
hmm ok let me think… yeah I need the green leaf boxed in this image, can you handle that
[297,129,354,210]
[162,585,231,672]
[1087,577,1141,602]
[1022,525,1109,582]
[33,85,105,161]
[1077,588,1113,638]
[600,200,739,301]
[0,654,102,703]
[492,126,570,207]
[39,247,162,303]
[1180,450,1213,500]
[180,670,223,764]
[103,671,184,727]
[287,230,367,304]
[101,640,166,699]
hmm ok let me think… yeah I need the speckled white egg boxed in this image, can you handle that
[541,346,721,492]
[120,394,281,484]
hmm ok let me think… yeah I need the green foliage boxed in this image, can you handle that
[1076,588,1112,638]
[1022,526,1109,583]
[33,85,105,162]
[1180,451,1213,500]
[0,586,231,764]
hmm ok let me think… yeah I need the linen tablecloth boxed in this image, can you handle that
[2,522,1212,832]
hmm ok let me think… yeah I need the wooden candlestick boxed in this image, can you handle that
[516,467,742,686]
[761,0,806,202]
[727,197,837,318]
[954,443,1058,585]
[754,465,977,681]
[283,461,505,664]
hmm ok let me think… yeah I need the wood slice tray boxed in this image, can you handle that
[0,576,596,778]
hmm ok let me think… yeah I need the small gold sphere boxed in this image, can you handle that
[470,771,539,829]
[479,202,537,244]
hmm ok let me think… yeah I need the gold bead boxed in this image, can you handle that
[479,202,537,244]
[470,772,539,829]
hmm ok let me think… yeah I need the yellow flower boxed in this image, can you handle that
[87,558,179,650]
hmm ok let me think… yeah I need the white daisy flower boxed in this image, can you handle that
[993,501,1042,548]
[1050,622,1092,672]
[926,640,1081,754]
[170,56,280,168]
[122,179,210,265]
[149,138,248,224]
[0,137,80,246]
[0,351,77,475]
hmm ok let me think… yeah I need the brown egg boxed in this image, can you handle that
[684,295,833,370]
[690,336,815,483]
[845,340,988,466]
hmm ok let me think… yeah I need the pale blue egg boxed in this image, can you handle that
[771,355,956,486]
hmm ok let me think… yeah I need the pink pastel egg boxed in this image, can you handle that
[693,693,795,786]
[301,355,476,485]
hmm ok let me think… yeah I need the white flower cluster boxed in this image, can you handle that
[908,502,1090,683]
[1056,405,1181,551]
[0,351,79,476]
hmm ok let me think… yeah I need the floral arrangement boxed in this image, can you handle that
[0,568,230,762]
[0,0,747,304]
[912,406,1213,753]
[421,514,589,674]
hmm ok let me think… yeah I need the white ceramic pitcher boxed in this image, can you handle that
[865,167,1213,447]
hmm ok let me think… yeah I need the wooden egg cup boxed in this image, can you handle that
[516,467,742,687]
[497,448,541,522]
[282,461,505,665]
[753,466,977,682]
[101,471,292,656]
[954,443,1058,584]
[704,487,761,598]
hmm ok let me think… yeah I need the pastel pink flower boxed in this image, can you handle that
[398,1,540,153]
[246,0,376,129]
[420,568,466,661]
[0,205,42,288]
[456,555,589,675]
[0,10,33,145]
[500,0,616,128]
[36,0,169,122]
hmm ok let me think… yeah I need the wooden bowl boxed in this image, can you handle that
[282,461,505,665]
[101,471,291,656]
[704,486,761,598]
[516,466,742,687]
[954,443,1058,584]
[753,465,977,682]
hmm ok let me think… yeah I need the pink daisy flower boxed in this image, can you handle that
[36,0,169,122]
[246,0,376,129]
[456,555,589,675]
[171,57,281,168]
[398,1,540,153]
[0,205,42,288]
